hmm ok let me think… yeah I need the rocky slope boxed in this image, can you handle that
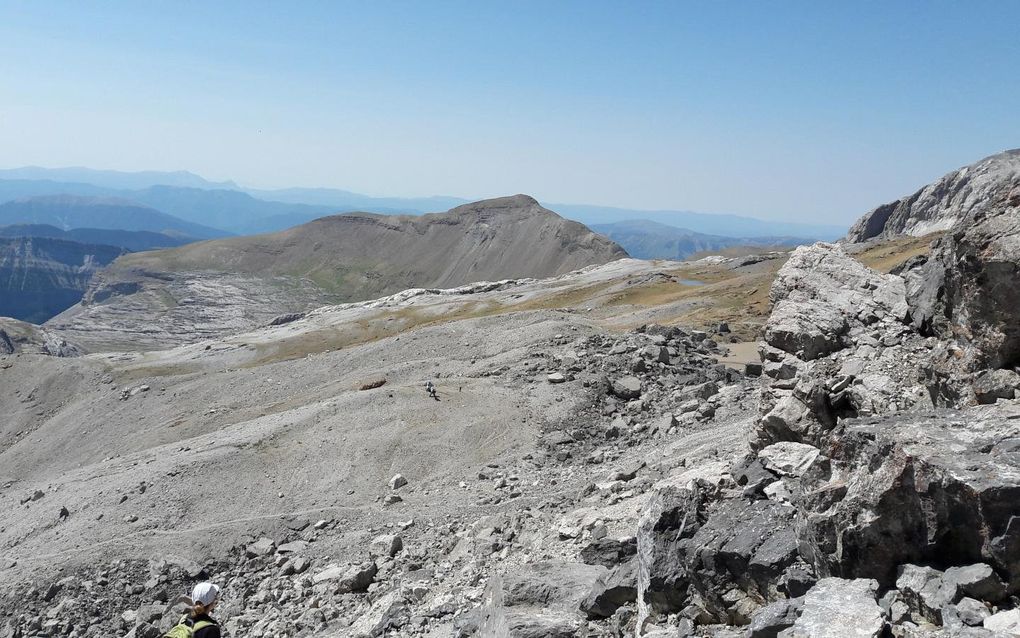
[846,149,1020,242]
[45,195,628,351]
[4,232,1017,638]
[2,169,1019,638]
[0,236,125,323]
[0,317,83,357]
[0,256,753,638]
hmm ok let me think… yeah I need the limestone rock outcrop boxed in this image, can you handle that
[846,148,1020,242]
[905,185,1020,371]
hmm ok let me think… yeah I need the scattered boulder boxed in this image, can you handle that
[348,591,408,638]
[369,534,403,558]
[579,536,637,568]
[389,474,408,490]
[611,376,642,400]
[896,564,947,624]
[358,377,387,391]
[941,563,1007,604]
[747,597,803,638]
[479,563,605,638]
[955,597,992,627]
[783,578,884,638]
[246,537,276,558]
[984,608,1020,634]
[267,312,304,326]
[580,558,638,618]
[311,562,378,593]
[756,442,823,478]
[973,369,1020,404]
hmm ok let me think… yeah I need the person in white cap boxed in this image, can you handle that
[164,582,221,638]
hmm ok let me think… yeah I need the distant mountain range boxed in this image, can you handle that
[0,166,847,240]
[0,195,228,239]
[0,166,238,191]
[0,224,193,252]
[560,204,843,241]
[590,219,809,260]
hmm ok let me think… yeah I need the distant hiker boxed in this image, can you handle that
[425,381,438,400]
[164,582,221,638]
[58,506,69,521]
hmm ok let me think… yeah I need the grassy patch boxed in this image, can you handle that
[854,233,941,273]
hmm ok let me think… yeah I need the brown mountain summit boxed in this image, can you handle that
[46,195,627,350]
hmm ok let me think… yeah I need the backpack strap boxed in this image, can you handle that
[192,620,213,632]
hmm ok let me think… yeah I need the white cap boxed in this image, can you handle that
[191,582,220,606]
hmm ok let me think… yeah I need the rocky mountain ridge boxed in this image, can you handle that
[846,149,1020,242]
[44,195,628,352]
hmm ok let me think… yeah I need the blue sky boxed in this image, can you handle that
[1,1,1018,224]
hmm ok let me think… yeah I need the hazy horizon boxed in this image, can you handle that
[2,2,1018,225]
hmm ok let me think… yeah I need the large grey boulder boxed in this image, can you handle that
[580,558,638,618]
[781,578,884,638]
[756,243,928,449]
[636,462,801,626]
[636,463,729,618]
[973,369,1020,404]
[941,563,1007,604]
[311,561,378,593]
[757,442,823,478]
[747,597,803,638]
[348,591,409,638]
[478,563,605,637]
[612,376,643,400]
[896,564,948,624]
[500,561,606,609]
[984,608,1020,634]
[902,165,1020,370]
[579,536,637,568]
[796,406,1020,590]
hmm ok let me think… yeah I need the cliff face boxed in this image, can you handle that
[845,149,1020,242]
[47,195,628,351]
[0,236,124,323]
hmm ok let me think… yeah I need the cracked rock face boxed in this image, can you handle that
[757,242,945,449]
[797,406,1020,590]
[905,189,1020,371]
[846,149,1020,242]
[630,205,1020,636]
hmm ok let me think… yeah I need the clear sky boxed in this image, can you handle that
[1,1,1018,224]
